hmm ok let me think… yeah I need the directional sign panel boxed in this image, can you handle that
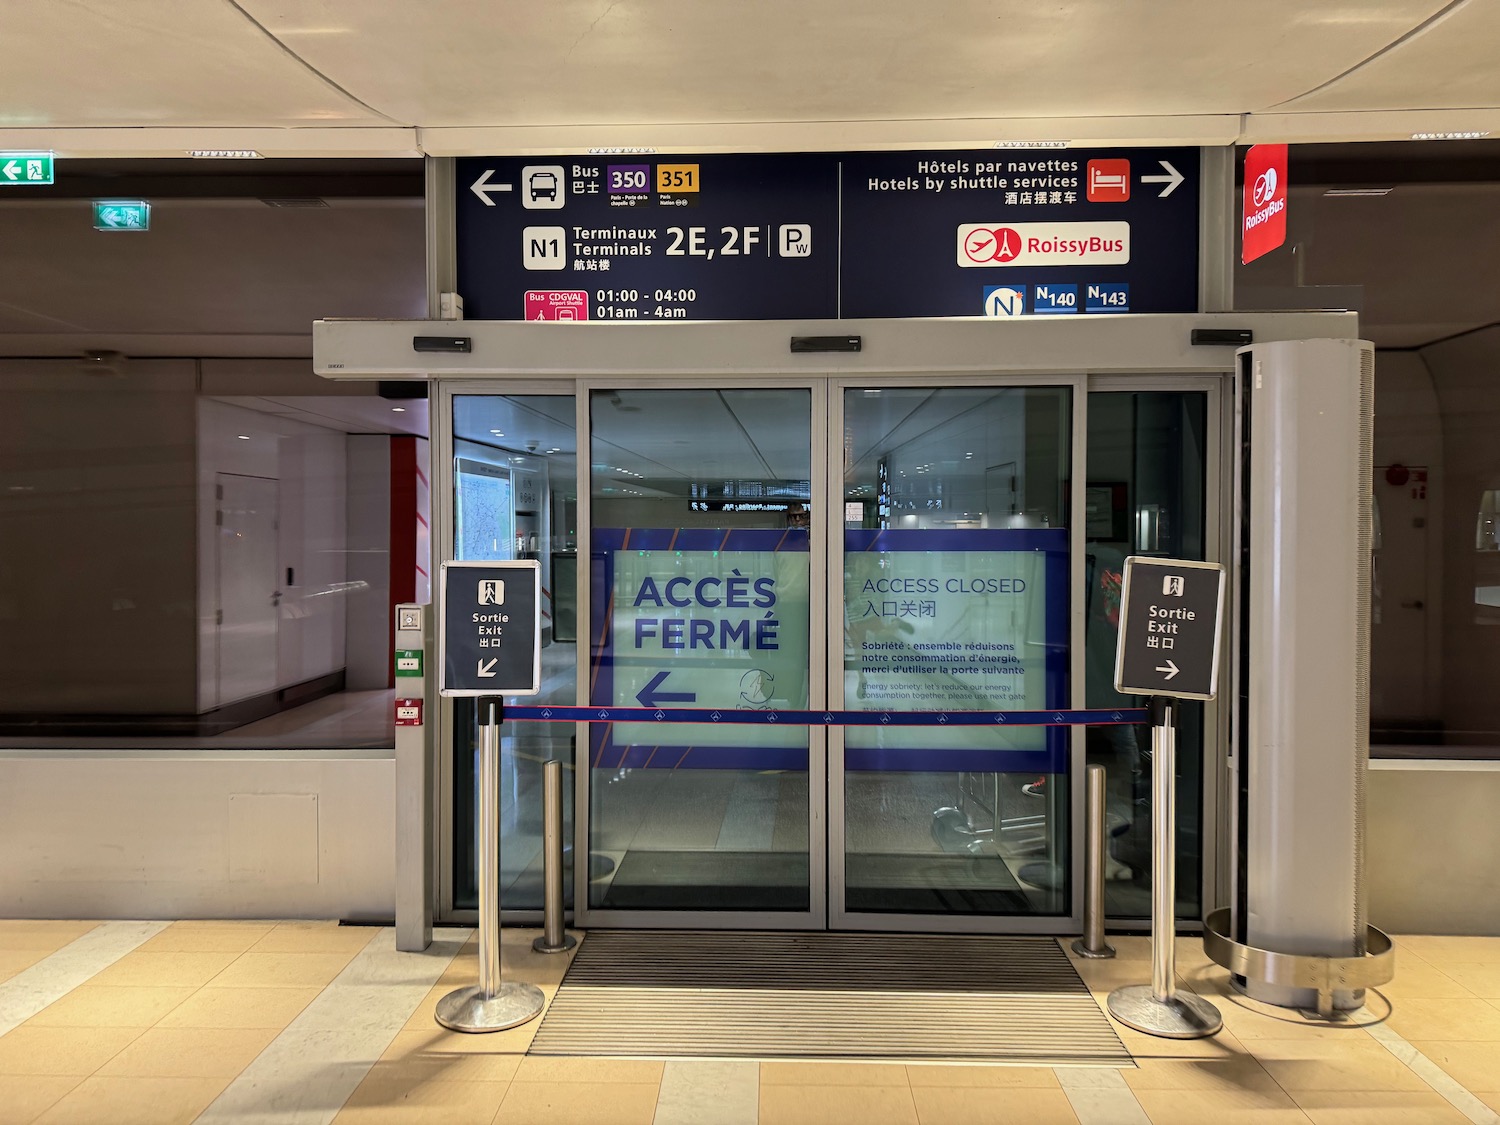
[439,560,541,697]
[0,153,53,185]
[93,201,150,231]
[1114,557,1225,701]
[454,148,1199,321]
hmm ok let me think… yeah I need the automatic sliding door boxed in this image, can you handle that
[584,387,819,920]
[836,385,1074,923]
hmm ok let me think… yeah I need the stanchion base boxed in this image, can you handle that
[1107,984,1222,1039]
[1071,938,1117,959]
[532,933,578,954]
[435,982,545,1034]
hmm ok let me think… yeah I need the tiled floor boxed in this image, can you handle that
[0,921,1497,1125]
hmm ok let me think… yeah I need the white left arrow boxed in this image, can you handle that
[1141,160,1185,198]
[1155,659,1180,680]
[2,161,19,180]
[470,169,514,206]
[477,658,498,677]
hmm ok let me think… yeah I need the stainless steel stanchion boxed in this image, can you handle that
[1107,697,1221,1038]
[1072,764,1116,960]
[533,759,576,954]
[436,698,545,1033]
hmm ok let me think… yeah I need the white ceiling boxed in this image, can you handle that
[3,0,1500,155]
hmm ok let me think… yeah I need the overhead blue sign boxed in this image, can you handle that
[454,149,1199,322]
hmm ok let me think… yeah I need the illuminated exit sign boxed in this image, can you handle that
[93,200,150,231]
[0,152,53,185]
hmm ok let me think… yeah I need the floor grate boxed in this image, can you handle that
[529,931,1132,1066]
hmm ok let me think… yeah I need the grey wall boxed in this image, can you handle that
[346,436,393,691]
[0,359,199,713]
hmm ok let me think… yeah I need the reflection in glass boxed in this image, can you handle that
[587,388,812,912]
[842,386,1071,916]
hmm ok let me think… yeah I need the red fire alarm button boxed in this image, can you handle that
[395,698,424,726]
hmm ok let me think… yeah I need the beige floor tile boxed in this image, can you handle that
[378,1030,523,1083]
[1123,1056,1283,1093]
[0,1027,143,1077]
[86,951,240,989]
[1434,962,1500,998]
[96,1026,277,1079]
[24,986,198,1029]
[1247,1038,1431,1092]
[207,951,356,989]
[1113,1025,1256,1060]
[907,1065,1059,1087]
[1399,937,1500,964]
[1387,997,1500,1041]
[32,1075,228,1125]
[133,923,274,954]
[911,1084,1078,1124]
[334,1074,508,1124]
[1287,1089,1471,1124]
[761,1061,910,1086]
[1376,958,1475,1001]
[0,925,96,953]
[0,1076,85,1125]
[758,1083,919,1125]
[404,984,452,1030]
[1406,1040,1500,1092]
[248,923,380,955]
[1131,1086,1313,1124]
[514,1057,664,1084]
[498,1080,661,1125]
[0,953,48,979]
[1474,1089,1500,1114]
[155,984,323,1029]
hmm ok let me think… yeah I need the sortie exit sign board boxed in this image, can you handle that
[0,153,54,185]
[1114,557,1225,701]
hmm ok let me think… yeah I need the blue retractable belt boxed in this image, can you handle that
[505,705,1147,727]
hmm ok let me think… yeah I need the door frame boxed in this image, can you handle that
[403,313,1358,930]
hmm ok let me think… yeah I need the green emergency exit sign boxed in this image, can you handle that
[1,153,54,185]
[93,200,150,230]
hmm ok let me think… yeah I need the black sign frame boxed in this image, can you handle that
[439,560,542,698]
[1113,556,1225,701]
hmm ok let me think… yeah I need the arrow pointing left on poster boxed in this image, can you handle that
[636,671,696,708]
[477,657,498,677]
[470,169,514,206]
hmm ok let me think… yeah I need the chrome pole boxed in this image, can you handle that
[1072,764,1116,959]
[435,698,545,1033]
[533,759,576,954]
[1107,696,1222,1038]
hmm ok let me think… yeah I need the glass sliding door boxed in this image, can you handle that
[835,383,1076,925]
[583,386,821,922]
[1083,387,1212,922]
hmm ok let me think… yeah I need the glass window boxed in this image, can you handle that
[586,388,813,913]
[0,360,428,750]
[841,386,1071,916]
[449,394,578,912]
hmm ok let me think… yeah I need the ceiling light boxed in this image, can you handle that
[588,147,657,155]
[490,430,504,436]
[237,434,251,440]
[1323,187,1393,197]
[187,149,263,159]
[260,197,328,208]
[391,407,406,412]
[994,140,1069,149]
[1411,131,1490,141]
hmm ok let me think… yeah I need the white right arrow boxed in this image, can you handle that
[470,169,514,206]
[477,657,498,677]
[1141,160,1185,198]
[1,160,19,180]
[1155,659,1180,680]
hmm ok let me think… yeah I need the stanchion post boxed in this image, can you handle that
[1072,763,1116,959]
[1106,696,1221,1038]
[435,698,545,1033]
[533,758,576,954]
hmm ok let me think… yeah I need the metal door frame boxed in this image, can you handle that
[369,312,1357,931]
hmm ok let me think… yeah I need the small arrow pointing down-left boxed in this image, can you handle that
[477,658,498,677]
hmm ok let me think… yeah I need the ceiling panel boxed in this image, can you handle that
[241,0,1448,128]
[1278,1,1500,112]
[0,3,392,128]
